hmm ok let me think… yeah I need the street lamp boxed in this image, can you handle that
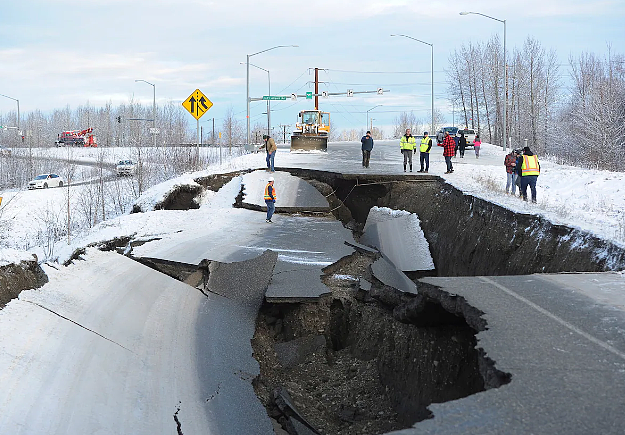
[135,79,156,147]
[0,93,20,137]
[247,45,298,147]
[366,105,382,133]
[241,62,271,138]
[460,11,507,151]
[391,34,434,135]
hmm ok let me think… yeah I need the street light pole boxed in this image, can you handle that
[460,11,507,151]
[0,93,20,137]
[135,80,156,147]
[391,34,434,134]
[242,62,271,138]
[246,45,298,147]
[366,105,382,133]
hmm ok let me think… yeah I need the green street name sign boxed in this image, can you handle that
[306,92,313,99]
[262,96,287,100]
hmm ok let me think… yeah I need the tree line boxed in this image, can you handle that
[446,36,624,170]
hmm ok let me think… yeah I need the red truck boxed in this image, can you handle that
[55,128,98,147]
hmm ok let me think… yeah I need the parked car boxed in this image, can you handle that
[442,126,458,136]
[0,145,11,156]
[458,128,477,147]
[116,160,137,176]
[28,174,64,189]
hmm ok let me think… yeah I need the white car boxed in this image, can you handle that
[116,160,136,176]
[458,129,477,147]
[0,146,11,156]
[28,173,64,189]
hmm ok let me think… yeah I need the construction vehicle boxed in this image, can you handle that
[290,67,330,152]
[291,110,330,152]
[55,128,98,147]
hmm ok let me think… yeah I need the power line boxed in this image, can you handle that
[325,69,445,74]
[324,81,447,86]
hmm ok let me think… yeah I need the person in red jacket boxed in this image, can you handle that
[440,131,456,173]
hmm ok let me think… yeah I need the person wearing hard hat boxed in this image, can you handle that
[264,176,277,223]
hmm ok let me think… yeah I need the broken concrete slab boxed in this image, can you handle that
[274,335,327,369]
[265,263,331,302]
[344,240,379,255]
[206,250,278,309]
[361,208,434,272]
[371,255,418,295]
[274,387,321,435]
[241,170,330,212]
[359,278,372,292]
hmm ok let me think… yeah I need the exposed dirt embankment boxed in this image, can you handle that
[285,168,625,276]
[0,257,48,308]
[381,180,625,275]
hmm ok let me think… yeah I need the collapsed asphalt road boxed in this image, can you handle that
[1,162,624,434]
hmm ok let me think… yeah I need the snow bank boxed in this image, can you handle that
[132,175,202,212]
[0,248,37,266]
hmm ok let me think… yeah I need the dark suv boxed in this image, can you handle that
[442,126,458,136]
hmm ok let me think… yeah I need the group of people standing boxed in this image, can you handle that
[504,147,540,203]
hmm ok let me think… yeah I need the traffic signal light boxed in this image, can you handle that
[117,116,121,123]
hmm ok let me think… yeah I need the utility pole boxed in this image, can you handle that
[315,68,319,110]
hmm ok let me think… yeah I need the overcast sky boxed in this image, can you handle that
[1,0,623,137]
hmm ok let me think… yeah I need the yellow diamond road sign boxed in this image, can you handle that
[182,89,213,120]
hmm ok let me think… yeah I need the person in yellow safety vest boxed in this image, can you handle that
[264,176,277,223]
[418,132,432,173]
[516,146,540,203]
[400,128,417,172]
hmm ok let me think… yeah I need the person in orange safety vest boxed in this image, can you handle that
[264,176,277,223]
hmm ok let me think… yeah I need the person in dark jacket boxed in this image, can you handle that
[360,131,374,168]
[516,146,540,203]
[504,149,519,194]
[458,132,467,157]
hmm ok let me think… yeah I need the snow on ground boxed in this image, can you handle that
[1,141,625,267]
[0,248,36,266]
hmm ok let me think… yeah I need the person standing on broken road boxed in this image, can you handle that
[264,176,277,223]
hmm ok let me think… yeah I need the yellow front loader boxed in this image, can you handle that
[290,110,330,152]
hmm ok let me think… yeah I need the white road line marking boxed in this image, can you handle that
[479,276,625,361]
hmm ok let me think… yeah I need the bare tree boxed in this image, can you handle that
[221,106,244,153]
[393,112,419,138]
